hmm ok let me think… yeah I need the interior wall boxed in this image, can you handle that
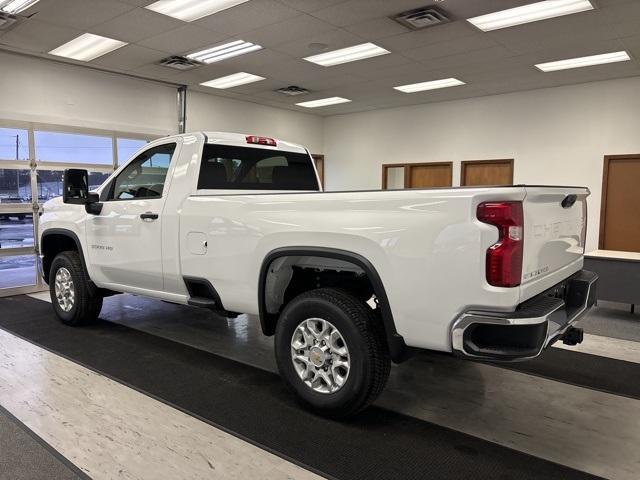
[0,51,178,136]
[323,76,640,252]
[186,90,324,154]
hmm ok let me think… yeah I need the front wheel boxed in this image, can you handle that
[49,251,103,326]
[275,288,390,418]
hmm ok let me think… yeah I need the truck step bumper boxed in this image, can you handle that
[451,270,598,361]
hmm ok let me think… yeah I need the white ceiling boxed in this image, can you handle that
[1,0,640,115]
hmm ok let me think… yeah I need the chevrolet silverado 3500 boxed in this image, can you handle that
[39,132,597,417]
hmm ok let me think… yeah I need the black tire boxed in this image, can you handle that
[49,251,103,326]
[275,288,391,418]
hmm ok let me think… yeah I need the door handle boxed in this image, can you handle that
[140,212,159,220]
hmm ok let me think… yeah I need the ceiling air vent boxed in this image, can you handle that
[393,6,450,30]
[0,12,19,30]
[157,55,202,71]
[275,85,310,96]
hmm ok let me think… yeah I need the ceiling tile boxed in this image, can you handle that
[402,33,499,62]
[194,0,299,35]
[92,44,167,70]
[91,8,185,43]
[137,25,228,55]
[365,85,490,109]
[117,0,154,5]
[419,45,515,71]
[276,0,349,14]
[241,14,336,48]
[0,19,81,54]
[477,62,640,95]
[601,0,640,23]
[344,17,409,40]
[487,8,618,55]
[310,0,439,28]
[295,72,366,90]
[272,28,363,58]
[324,52,413,77]
[371,69,452,88]
[29,0,135,30]
[511,38,628,66]
[294,101,377,116]
[206,78,283,95]
[129,63,185,82]
[197,49,292,77]
[379,21,479,52]
[172,49,290,84]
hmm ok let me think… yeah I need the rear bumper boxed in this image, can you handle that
[451,270,598,360]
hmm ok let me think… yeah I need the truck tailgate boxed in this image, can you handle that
[520,186,589,300]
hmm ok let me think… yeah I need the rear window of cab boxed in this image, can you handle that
[198,144,319,191]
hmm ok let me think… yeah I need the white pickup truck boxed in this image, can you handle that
[39,132,597,417]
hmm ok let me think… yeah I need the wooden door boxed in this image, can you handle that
[407,163,452,188]
[382,162,452,189]
[461,159,514,186]
[600,155,640,252]
[312,154,324,188]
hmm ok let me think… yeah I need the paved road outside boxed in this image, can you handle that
[0,218,33,249]
[0,218,35,288]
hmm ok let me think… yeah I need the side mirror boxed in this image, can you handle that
[62,169,103,215]
[63,169,89,204]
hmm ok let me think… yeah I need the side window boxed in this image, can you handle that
[110,144,176,200]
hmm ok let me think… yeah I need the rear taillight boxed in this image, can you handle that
[246,135,276,146]
[477,201,524,288]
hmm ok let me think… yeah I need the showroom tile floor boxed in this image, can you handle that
[0,292,638,480]
[0,328,321,480]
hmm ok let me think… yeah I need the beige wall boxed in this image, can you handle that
[0,51,178,136]
[186,90,324,154]
[323,77,640,251]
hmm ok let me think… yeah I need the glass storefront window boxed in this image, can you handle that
[117,138,148,165]
[37,170,111,202]
[35,131,113,165]
[0,127,29,161]
[0,169,32,203]
[0,254,36,289]
[0,216,34,249]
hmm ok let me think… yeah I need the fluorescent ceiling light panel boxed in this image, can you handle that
[0,0,40,14]
[303,42,390,67]
[145,0,249,22]
[201,72,265,89]
[394,78,465,93]
[296,97,351,108]
[535,51,631,72]
[49,33,127,62]
[467,0,594,32]
[187,40,262,64]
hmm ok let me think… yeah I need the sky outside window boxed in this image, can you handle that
[0,128,29,160]
[35,131,113,164]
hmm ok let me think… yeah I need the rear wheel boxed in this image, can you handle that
[49,251,103,326]
[275,288,390,418]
